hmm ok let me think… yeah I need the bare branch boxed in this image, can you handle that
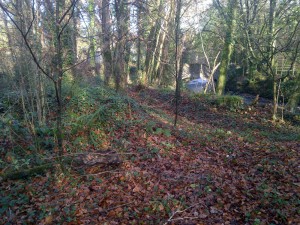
[58,0,78,24]
[24,0,35,38]
[0,1,53,82]
[58,0,79,39]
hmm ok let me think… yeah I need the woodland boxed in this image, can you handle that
[0,0,299,224]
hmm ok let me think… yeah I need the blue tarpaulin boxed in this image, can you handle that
[186,78,208,93]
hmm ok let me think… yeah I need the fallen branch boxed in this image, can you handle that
[43,152,135,160]
[0,163,54,181]
[74,169,120,177]
[165,217,199,223]
[164,202,203,225]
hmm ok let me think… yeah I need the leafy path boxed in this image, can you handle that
[0,87,299,224]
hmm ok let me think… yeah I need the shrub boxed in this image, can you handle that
[214,95,244,109]
[192,94,244,110]
[284,112,300,126]
[243,72,273,99]
[66,86,140,142]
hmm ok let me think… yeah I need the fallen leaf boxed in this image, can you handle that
[210,206,218,214]
[159,204,164,211]
[44,215,53,224]
[133,185,141,192]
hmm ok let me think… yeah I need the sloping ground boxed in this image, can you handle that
[0,87,299,224]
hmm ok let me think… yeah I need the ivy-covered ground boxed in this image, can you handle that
[0,86,299,224]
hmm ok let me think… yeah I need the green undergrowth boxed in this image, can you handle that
[284,112,300,126]
[65,86,142,148]
[0,85,144,179]
[192,93,244,110]
[261,129,300,142]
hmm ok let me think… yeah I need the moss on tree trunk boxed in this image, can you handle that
[216,0,237,95]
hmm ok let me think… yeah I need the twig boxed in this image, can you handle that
[43,152,136,160]
[75,170,120,177]
[164,202,203,225]
[165,217,199,223]
[103,201,133,213]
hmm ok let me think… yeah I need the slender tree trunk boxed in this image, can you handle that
[148,26,163,83]
[2,10,15,65]
[268,0,277,120]
[136,1,142,73]
[153,2,173,83]
[124,3,130,84]
[71,5,78,78]
[174,0,182,127]
[55,0,64,156]
[144,0,163,85]
[287,73,300,112]
[158,9,174,85]
[35,0,46,125]
[143,25,156,84]
[88,0,97,76]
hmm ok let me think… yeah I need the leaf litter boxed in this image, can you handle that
[0,87,299,224]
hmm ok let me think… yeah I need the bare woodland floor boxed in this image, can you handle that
[0,87,299,224]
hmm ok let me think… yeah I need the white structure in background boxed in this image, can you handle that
[187,78,208,93]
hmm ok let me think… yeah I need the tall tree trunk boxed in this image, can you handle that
[35,0,46,125]
[287,73,300,112]
[54,0,64,156]
[70,3,78,78]
[100,0,112,85]
[153,1,173,83]
[144,0,163,85]
[136,1,142,73]
[88,0,97,76]
[268,0,277,120]
[216,0,238,95]
[174,0,182,127]
[123,2,130,84]
[114,0,129,91]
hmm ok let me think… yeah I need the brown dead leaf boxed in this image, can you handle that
[159,204,164,211]
[133,185,141,193]
[210,206,219,214]
[115,207,123,213]
[107,210,116,217]
[44,215,53,224]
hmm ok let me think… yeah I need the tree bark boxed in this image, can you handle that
[174,0,182,127]
[144,0,164,85]
[114,0,129,91]
[55,0,64,156]
[100,0,112,85]
[88,0,96,76]
[267,0,277,120]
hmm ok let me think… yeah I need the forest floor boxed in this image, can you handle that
[0,86,299,224]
